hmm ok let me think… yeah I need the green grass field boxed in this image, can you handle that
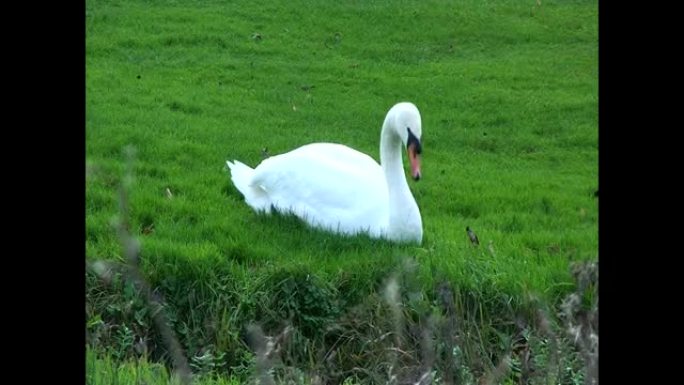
[86,0,597,383]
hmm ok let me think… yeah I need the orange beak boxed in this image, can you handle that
[407,143,421,181]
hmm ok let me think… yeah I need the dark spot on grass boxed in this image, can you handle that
[141,223,155,236]
[324,32,342,48]
[162,36,179,46]
[547,244,560,254]
[485,116,508,128]
[522,146,538,154]
[167,101,202,115]
[537,197,554,215]
[472,137,499,153]
[137,210,155,228]
[168,101,181,111]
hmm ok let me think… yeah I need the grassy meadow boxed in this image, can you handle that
[86,0,598,383]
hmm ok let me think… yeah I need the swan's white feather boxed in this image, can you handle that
[227,102,423,244]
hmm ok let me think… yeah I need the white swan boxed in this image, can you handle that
[226,102,423,244]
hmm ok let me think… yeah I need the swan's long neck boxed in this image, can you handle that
[380,118,409,198]
[380,114,422,242]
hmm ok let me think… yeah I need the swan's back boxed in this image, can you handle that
[245,143,390,237]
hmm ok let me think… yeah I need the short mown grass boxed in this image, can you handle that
[86,0,597,383]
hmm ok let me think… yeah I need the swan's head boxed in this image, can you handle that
[393,102,423,181]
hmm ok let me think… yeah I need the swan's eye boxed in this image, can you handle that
[407,128,422,154]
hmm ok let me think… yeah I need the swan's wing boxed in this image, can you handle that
[251,143,389,235]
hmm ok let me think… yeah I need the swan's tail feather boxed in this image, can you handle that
[226,160,272,213]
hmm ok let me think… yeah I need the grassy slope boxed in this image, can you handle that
[86,0,597,380]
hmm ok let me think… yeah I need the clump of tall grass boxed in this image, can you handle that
[241,258,597,385]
